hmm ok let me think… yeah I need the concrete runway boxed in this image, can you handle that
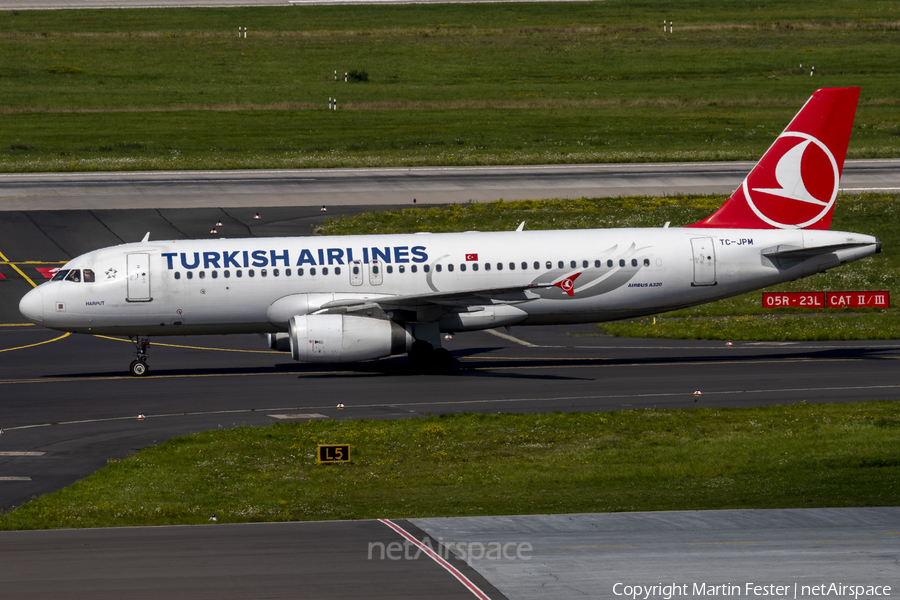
[414,508,900,600]
[2,160,899,211]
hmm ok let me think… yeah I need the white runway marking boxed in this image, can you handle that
[267,413,328,420]
[0,452,46,457]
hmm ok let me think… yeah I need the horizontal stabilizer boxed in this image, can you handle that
[762,241,877,260]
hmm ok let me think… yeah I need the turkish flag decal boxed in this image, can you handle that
[465,253,478,261]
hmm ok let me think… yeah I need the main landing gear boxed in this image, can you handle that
[408,340,455,373]
[129,335,150,377]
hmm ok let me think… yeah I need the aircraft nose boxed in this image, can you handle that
[19,287,44,324]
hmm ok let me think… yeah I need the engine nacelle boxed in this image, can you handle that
[289,314,413,363]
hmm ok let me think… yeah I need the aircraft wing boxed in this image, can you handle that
[315,282,554,312]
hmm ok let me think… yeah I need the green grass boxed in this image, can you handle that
[316,193,899,340]
[1,402,897,529]
[1,0,899,171]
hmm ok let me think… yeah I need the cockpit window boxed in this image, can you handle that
[51,269,69,281]
[65,269,82,283]
[83,269,95,283]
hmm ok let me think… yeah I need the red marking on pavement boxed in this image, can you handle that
[380,519,492,600]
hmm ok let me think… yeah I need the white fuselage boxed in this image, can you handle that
[20,227,880,337]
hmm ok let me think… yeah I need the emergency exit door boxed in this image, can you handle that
[127,253,152,301]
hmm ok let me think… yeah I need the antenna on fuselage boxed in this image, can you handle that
[516,221,525,232]
[141,232,150,242]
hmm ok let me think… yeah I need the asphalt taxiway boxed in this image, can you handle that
[2,323,899,512]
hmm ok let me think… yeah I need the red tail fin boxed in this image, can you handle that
[689,87,859,230]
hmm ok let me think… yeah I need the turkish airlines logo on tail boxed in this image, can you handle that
[553,272,581,297]
[744,131,839,229]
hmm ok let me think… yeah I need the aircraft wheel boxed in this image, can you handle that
[130,360,149,377]
[432,348,455,373]
[408,340,434,371]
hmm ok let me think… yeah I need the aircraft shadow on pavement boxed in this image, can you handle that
[37,344,896,381]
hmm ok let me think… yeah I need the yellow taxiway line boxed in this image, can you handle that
[0,249,38,288]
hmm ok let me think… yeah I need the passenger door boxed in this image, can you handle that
[126,253,152,301]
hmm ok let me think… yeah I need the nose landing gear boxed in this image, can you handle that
[129,335,150,377]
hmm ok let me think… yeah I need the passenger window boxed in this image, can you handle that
[424,265,430,273]
[310,268,316,276]
[619,260,625,267]
[643,258,650,267]
[83,269,95,283]
[448,264,454,272]
[175,272,181,280]
[187,271,194,280]
[199,271,206,279]
[508,262,515,271]
[371,266,378,275]
[322,267,329,275]
[212,271,218,279]
[534,261,540,270]
[65,269,81,283]
[273,268,279,277]
[546,261,552,269]
[594,260,601,268]
[583,260,588,268]
[399,265,405,273]
[52,269,69,281]
[496,263,503,271]
[224,270,230,278]
[411,265,418,273]
[571,261,576,268]
[521,262,527,270]
[237,270,243,278]
[249,269,255,277]
[607,260,613,268]
[261,269,268,277]
[485,263,491,271]
[286,268,292,276]
[459,264,466,272]
[335,267,341,275]
[471,263,478,272]
[298,268,304,276]
[558,261,564,269]
[631,259,638,267]
[387,265,393,274]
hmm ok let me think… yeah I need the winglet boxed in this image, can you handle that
[516,221,525,232]
[689,87,860,230]
[141,232,150,243]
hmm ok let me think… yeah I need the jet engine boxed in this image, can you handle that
[288,314,414,363]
